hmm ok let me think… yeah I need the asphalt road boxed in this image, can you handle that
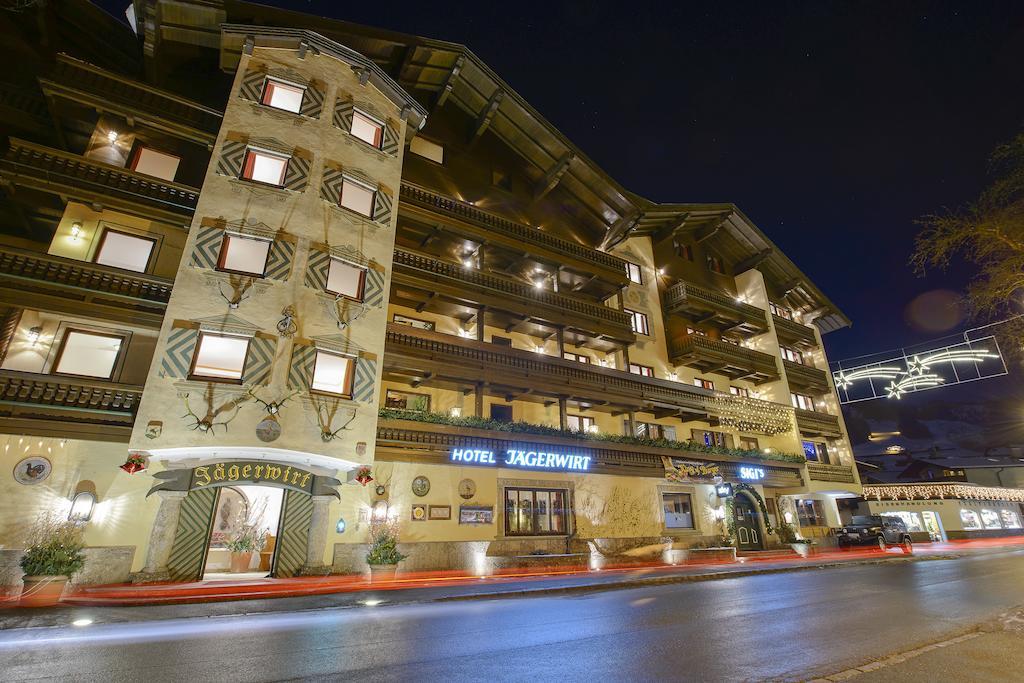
[2,551,1022,682]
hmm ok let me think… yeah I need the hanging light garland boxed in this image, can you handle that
[711,394,792,436]
[863,483,1024,503]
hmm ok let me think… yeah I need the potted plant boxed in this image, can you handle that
[226,523,267,573]
[19,514,85,607]
[777,522,814,557]
[365,519,407,581]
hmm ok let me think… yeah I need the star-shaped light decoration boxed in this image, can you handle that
[906,356,925,376]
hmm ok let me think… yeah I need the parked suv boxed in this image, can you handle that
[837,515,913,553]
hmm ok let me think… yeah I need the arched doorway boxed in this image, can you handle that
[734,492,764,551]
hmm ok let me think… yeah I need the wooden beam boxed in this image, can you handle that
[414,292,437,312]
[651,212,690,244]
[435,55,464,109]
[470,89,504,143]
[734,247,773,275]
[410,372,433,388]
[534,152,573,200]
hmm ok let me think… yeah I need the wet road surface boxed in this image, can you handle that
[2,550,1022,682]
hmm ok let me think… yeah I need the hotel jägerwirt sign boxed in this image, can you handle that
[450,447,592,472]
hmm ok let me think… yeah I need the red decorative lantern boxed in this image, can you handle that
[354,466,373,486]
[120,453,147,474]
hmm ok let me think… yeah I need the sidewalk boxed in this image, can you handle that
[0,545,980,631]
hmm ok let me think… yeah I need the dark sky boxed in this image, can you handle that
[100,1,1024,365]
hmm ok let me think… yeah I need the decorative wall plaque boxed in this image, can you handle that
[458,478,476,500]
[412,475,430,497]
[14,457,51,485]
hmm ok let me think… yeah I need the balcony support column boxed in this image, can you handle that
[626,411,636,437]
[476,306,486,341]
[621,343,631,372]
[556,327,565,357]
[558,397,567,430]
[474,382,484,418]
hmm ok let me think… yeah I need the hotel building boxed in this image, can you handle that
[0,0,859,586]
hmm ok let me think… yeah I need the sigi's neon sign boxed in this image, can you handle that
[450,448,591,472]
[739,466,766,481]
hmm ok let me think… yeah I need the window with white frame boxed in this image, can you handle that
[130,146,180,181]
[54,329,124,380]
[409,136,444,164]
[625,308,649,335]
[770,302,793,320]
[791,392,815,411]
[662,492,694,529]
[393,314,434,331]
[94,229,155,273]
[780,346,804,364]
[625,261,642,284]
[629,363,654,377]
[350,109,385,148]
[801,440,830,463]
[634,421,673,440]
[311,350,355,397]
[326,258,366,301]
[691,429,733,448]
[563,352,590,364]
[739,436,760,451]
[566,414,596,433]
[730,386,750,398]
[261,78,305,113]
[686,326,707,337]
[694,377,714,390]
[217,233,272,277]
[241,148,289,186]
[339,175,376,217]
[190,332,250,381]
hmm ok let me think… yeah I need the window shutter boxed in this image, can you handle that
[373,187,393,227]
[238,68,265,103]
[166,487,218,582]
[363,264,386,307]
[333,98,354,133]
[287,342,317,390]
[274,489,313,578]
[381,121,400,156]
[160,327,199,378]
[189,224,223,270]
[304,248,331,290]
[215,140,247,178]
[242,335,276,386]
[352,357,377,403]
[663,426,677,442]
[320,166,344,205]
[299,82,324,119]
[283,153,310,192]
[264,239,295,281]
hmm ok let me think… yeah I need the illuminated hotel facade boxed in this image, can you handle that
[0,0,860,587]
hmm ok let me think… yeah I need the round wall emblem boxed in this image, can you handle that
[458,478,476,500]
[255,417,281,442]
[411,475,430,497]
[14,457,51,485]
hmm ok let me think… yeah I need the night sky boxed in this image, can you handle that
[100,0,1024,391]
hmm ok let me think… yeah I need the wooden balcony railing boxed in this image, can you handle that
[0,246,171,327]
[663,280,768,334]
[794,408,842,437]
[399,182,628,283]
[392,249,633,341]
[668,334,780,384]
[807,462,857,484]
[783,359,831,392]
[773,314,818,347]
[1,138,200,223]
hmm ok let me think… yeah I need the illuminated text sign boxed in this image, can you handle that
[450,448,591,472]
[739,466,766,481]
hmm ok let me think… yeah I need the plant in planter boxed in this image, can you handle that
[365,518,407,581]
[777,522,814,557]
[19,514,85,607]
[226,523,267,573]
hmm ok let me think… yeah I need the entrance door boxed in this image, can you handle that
[734,493,764,551]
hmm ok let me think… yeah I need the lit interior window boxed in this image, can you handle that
[218,234,272,276]
[311,350,355,396]
[54,330,122,379]
[94,230,154,273]
[350,110,384,148]
[191,333,249,381]
[339,177,376,217]
[261,79,305,113]
[131,147,181,181]
[326,258,366,300]
[409,137,444,164]
[241,148,289,186]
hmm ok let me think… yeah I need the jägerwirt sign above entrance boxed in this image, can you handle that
[146,461,343,498]
[450,448,592,472]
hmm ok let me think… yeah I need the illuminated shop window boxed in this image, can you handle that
[662,493,694,529]
[980,509,1002,529]
[959,509,982,530]
[504,487,567,536]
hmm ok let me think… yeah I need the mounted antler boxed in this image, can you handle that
[315,400,357,442]
[182,391,247,435]
[217,276,256,309]
[247,386,302,417]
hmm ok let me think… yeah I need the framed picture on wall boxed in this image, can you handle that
[459,505,493,525]
[428,505,451,520]
[411,504,427,521]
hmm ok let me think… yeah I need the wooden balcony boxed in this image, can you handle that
[376,417,804,486]
[399,182,629,287]
[0,247,171,328]
[668,334,780,384]
[773,314,818,348]
[0,138,200,224]
[794,408,843,438]
[384,323,715,419]
[391,249,634,344]
[783,359,831,393]
[807,462,857,484]
[663,280,768,335]
[0,370,142,441]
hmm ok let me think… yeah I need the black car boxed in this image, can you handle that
[837,515,913,553]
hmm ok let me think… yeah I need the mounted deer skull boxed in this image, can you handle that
[315,399,357,442]
[182,389,247,435]
[247,386,301,417]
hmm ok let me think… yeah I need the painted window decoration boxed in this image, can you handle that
[217,233,272,277]
[625,261,642,284]
[980,509,1002,529]
[190,332,250,382]
[662,492,694,529]
[54,330,123,380]
[350,109,385,148]
[311,350,355,397]
[392,314,434,331]
[504,487,568,536]
[384,389,430,411]
[629,363,654,378]
[241,147,289,186]
[625,308,649,335]
[261,78,305,113]
[339,175,377,217]
[94,229,155,273]
[409,136,444,164]
[129,146,180,181]
[326,258,366,301]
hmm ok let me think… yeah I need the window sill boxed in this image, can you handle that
[248,100,316,121]
[327,201,381,226]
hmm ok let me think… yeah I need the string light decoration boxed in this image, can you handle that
[863,483,1024,503]
[834,366,902,390]
[711,394,793,436]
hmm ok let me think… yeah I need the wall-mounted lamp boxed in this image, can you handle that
[70,222,83,241]
[68,490,97,523]
[657,268,666,276]
[586,424,599,434]
[335,517,347,534]
[27,326,42,345]
[106,130,118,143]
[534,345,545,354]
